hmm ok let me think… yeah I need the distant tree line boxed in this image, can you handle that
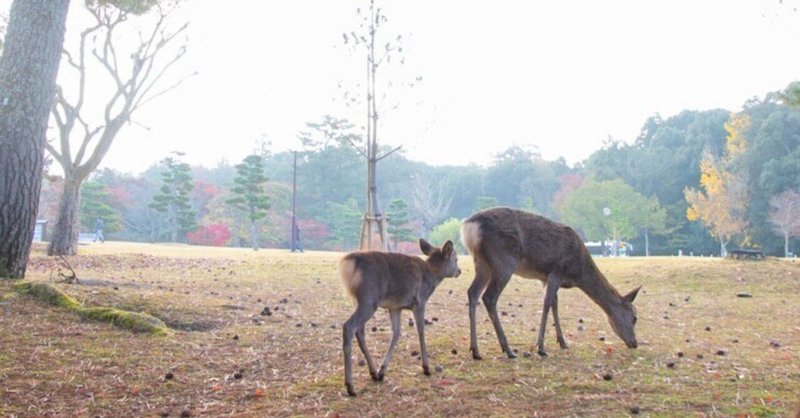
[35,82,800,256]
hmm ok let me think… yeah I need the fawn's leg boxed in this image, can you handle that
[412,304,430,375]
[377,308,402,380]
[343,303,377,396]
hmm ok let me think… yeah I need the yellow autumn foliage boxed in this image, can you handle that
[684,112,750,249]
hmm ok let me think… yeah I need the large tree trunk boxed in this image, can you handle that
[719,237,728,257]
[47,175,82,256]
[251,219,258,251]
[0,0,70,278]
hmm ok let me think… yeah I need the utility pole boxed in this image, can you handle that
[291,151,298,252]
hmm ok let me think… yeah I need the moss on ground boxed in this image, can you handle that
[12,281,168,336]
[79,307,168,335]
[13,281,82,310]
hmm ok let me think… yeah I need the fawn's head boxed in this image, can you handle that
[419,239,461,278]
[608,286,641,349]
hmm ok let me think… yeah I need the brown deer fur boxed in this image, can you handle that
[461,207,641,358]
[340,239,461,396]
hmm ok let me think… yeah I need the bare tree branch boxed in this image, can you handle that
[376,145,402,161]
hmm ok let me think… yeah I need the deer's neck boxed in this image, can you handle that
[419,267,444,301]
[577,267,622,314]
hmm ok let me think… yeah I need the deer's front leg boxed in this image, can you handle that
[412,305,430,376]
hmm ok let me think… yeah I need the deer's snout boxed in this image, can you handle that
[626,340,638,349]
[456,268,462,277]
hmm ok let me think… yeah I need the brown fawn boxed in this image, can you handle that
[461,207,641,358]
[340,239,461,396]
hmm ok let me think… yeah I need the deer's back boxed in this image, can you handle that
[463,207,592,285]
[340,251,427,309]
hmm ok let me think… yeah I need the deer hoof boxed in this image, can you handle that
[470,348,482,360]
[375,370,385,381]
[423,366,431,376]
[537,349,548,357]
[346,384,357,397]
[506,350,518,359]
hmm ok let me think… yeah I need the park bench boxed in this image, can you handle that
[727,249,763,260]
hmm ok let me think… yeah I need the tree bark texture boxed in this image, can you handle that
[0,0,70,278]
[47,177,81,256]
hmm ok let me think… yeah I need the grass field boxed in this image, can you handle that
[1,242,798,417]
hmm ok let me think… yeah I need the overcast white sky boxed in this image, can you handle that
[36,1,800,174]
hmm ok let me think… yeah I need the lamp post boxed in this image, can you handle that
[603,207,618,257]
[291,151,298,252]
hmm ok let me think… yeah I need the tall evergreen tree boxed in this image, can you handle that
[149,155,197,242]
[226,154,270,251]
[80,181,122,235]
[386,198,414,251]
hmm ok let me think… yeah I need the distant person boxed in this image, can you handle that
[93,218,105,243]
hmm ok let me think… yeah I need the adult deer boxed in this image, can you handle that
[461,207,641,359]
[340,239,461,396]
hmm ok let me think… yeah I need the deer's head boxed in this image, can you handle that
[420,239,461,278]
[608,286,641,348]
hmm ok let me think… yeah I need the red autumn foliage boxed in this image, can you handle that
[296,218,329,249]
[187,224,232,247]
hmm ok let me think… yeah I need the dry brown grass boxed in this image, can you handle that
[1,242,798,417]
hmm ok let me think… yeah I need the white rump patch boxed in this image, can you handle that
[460,221,482,255]
[339,257,361,303]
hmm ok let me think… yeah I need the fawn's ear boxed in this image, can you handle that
[442,240,454,255]
[419,238,434,256]
[623,286,642,304]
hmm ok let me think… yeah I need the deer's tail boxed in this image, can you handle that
[460,220,482,256]
[339,255,361,303]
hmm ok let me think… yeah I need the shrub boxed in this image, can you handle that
[187,224,232,247]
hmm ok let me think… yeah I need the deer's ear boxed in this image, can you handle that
[442,240,454,255]
[623,286,642,304]
[419,238,434,255]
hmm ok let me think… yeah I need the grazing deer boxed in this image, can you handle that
[340,239,461,397]
[460,207,641,359]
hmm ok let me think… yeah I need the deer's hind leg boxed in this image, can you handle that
[377,308,402,381]
[468,257,493,360]
[343,302,378,396]
[481,255,518,358]
[551,291,568,349]
[356,325,380,381]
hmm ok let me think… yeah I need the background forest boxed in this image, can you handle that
[36,83,800,257]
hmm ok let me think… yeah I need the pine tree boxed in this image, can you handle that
[80,181,122,235]
[387,198,414,251]
[149,155,197,242]
[226,154,270,250]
